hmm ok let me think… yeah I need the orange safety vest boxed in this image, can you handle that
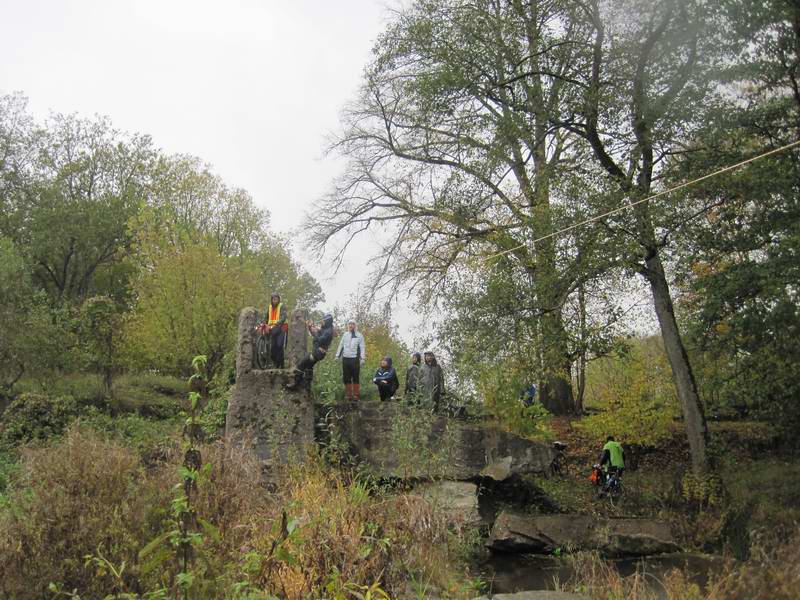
[267,303,288,331]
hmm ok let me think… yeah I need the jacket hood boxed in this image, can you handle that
[322,313,334,328]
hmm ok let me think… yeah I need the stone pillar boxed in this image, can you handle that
[226,306,314,479]
[287,308,309,370]
[236,307,259,380]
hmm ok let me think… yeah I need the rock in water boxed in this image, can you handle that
[417,481,482,527]
[487,512,680,557]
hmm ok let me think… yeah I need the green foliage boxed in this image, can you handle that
[577,337,679,446]
[79,295,125,395]
[464,357,553,440]
[0,393,80,449]
[77,411,180,459]
[1,109,152,304]
[0,450,18,497]
[124,239,262,379]
[197,387,230,440]
[0,236,63,394]
[112,373,187,418]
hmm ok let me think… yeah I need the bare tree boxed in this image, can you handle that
[312,0,599,413]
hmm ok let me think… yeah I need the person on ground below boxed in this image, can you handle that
[373,356,399,401]
[286,313,334,391]
[599,435,625,483]
[520,382,537,407]
[419,351,444,411]
[265,292,288,368]
[404,352,421,402]
[335,319,366,400]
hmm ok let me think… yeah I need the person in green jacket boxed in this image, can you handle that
[599,435,625,480]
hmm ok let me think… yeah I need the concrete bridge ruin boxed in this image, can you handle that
[225,306,556,480]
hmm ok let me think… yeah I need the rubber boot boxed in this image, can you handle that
[353,384,360,401]
[344,383,353,401]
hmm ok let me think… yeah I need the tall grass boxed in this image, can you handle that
[559,527,800,600]
[0,427,481,599]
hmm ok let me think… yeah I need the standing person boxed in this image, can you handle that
[265,292,288,368]
[405,352,422,402]
[286,313,334,391]
[373,356,399,401]
[335,319,366,400]
[419,351,444,411]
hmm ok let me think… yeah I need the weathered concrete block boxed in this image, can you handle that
[227,307,314,477]
[417,481,482,527]
[487,511,680,557]
[327,401,555,480]
[236,307,259,380]
[226,368,314,475]
[286,308,308,370]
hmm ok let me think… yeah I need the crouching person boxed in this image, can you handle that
[373,356,399,401]
[286,313,334,391]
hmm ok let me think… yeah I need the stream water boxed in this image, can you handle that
[479,552,727,598]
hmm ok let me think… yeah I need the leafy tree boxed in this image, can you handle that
[132,156,323,315]
[80,296,124,398]
[674,0,800,430]
[144,154,270,258]
[550,0,731,472]
[2,109,154,303]
[0,237,59,396]
[124,240,262,379]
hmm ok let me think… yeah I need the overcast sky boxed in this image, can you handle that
[0,0,403,323]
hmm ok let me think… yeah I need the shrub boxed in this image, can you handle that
[0,428,170,598]
[0,392,80,449]
[578,337,679,446]
[112,373,187,418]
[77,410,181,460]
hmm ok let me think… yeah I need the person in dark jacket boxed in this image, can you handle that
[405,352,421,402]
[419,351,444,411]
[373,356,399,401]
[286,313,334,391]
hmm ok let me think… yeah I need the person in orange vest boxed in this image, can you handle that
[265,292,288,368]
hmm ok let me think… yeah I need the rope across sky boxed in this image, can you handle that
[484,139,800,262]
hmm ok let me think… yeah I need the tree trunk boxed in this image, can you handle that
[528,256,575,415]
[575,273,587,415]
[643,251,710,473]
